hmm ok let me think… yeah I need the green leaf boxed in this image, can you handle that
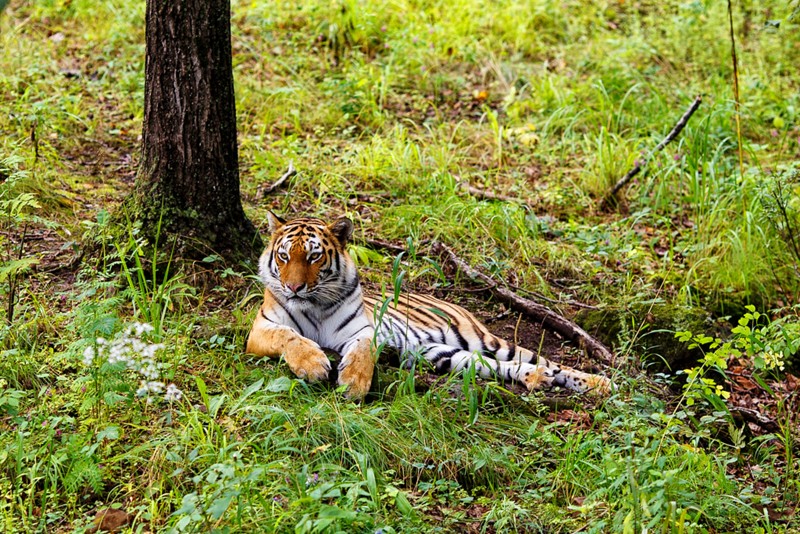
[172,493,199,516]
[103,391,127,406]
[731,325,750,335]
[752,373,776,396]
[89,316,118,337]
[97,425,120,442]
[195,376,208,407]
[317,505,356,520]
[207,495,233,520]
[0,257,38,281]
[394,490,414,516]
[696,335,713,345]
[230,378,264,413]
[366,467,378,506]
[265,376,292,392]
[674,331,692,343]
[207,394,227,419]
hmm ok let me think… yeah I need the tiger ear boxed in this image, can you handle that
[266,211,286,233]
[329,217,354,245]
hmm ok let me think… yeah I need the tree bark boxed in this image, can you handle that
[131,0,261,262]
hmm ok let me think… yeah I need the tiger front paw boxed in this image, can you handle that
[284,342,331,383]
[338,339,375,399]
[338,363,374,399]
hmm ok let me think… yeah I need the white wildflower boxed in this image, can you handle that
[85,322,179,403]
[137,380,165,397]
[164,384,183,402]
[131,322,154,336]
[82,346,95,367]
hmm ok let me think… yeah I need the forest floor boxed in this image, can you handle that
[2,0,800,532]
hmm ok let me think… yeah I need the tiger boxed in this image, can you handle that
[245,213,612,399]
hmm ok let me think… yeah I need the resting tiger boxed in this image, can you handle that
[246,213,612,399]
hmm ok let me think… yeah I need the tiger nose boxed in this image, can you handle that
[286,282,305,293]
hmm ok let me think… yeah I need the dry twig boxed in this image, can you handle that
[364,239,595,309]
[460,182,534,208]
[256,161,296,200]
[600,95,702,210]
[432,242,615,367]
[364,238,415,255]
[729,406,781,434]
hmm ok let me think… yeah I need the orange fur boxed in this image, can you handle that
[337,338,375,398]
[246,292,331,382]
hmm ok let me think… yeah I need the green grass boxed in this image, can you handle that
[2,0,800,531]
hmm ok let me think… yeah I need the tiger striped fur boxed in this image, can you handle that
[245,213,612,399]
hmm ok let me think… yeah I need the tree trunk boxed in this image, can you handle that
[131,0,261,262]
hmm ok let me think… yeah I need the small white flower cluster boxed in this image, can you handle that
[83,322,183,403]
[165,383,183,402]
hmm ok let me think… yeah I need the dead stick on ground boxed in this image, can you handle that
[433,242,615,367]
[600,95,703,210]
[729,406,781,434]
[366,238,597,309]
[256,161,296,200]
[460,183,534,208]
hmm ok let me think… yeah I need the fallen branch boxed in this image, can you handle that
[729,406,781,434]
[460,182,534,208]
[256,161,296,200]
[363,238,425,255]
[432,242,615,367]
[600,95,702,210]
[365,239,597,309]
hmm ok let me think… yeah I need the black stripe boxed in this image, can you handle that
[430,326,446,344]
[271,300,305,337]
[494,343,515,362]
[450,327,470,351]
[260,309,275,324]
[348,324,372,339]
[300,308,316,327]
[401,325,422,348]
[509,343,524,363]
[386,320,409,349]
[334,305,365,334]
[322,287,358,319]
[424,346,461,363]
[407,303,450,325]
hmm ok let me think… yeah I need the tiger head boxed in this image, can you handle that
[259,212,358,305]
